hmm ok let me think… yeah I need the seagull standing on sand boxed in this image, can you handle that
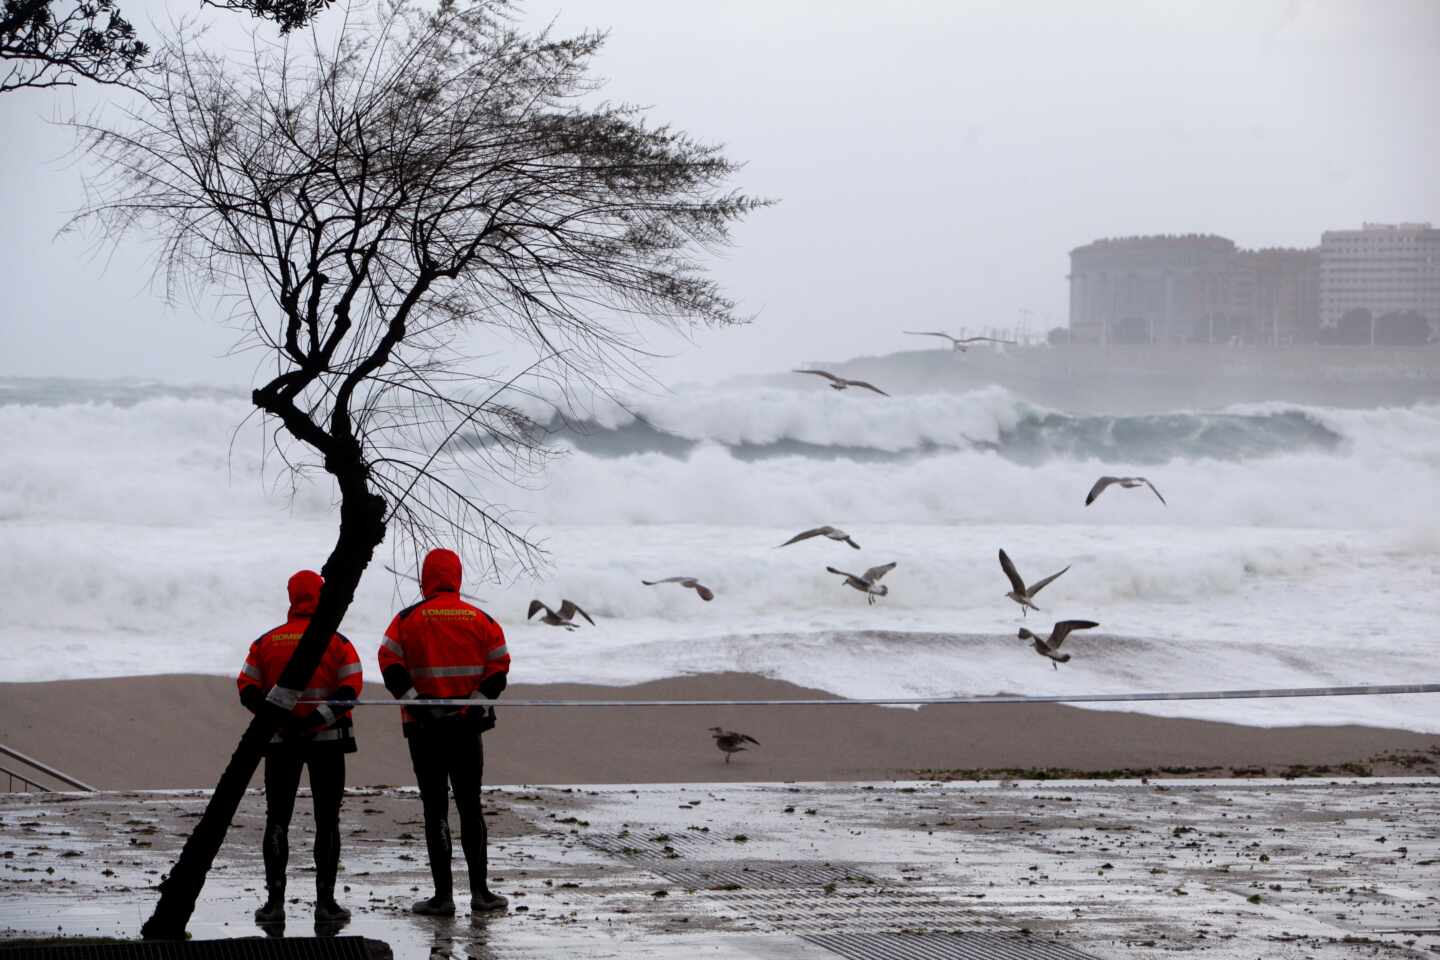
[1085,476,1167,506]
[1018,620,1100,669]
[997,548,1070,617]
[527,599,595,629]
[778,525,861,550]
[641,576,715,601]
[903,331,1016,351]
[825,561,897,605]
[793,369,890,396]
[710,727,760,763]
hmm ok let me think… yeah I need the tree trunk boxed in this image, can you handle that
[141,480,386,938]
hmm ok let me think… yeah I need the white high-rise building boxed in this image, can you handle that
[1319,223,1440,339]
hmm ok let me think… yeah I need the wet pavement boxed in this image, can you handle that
[2,778,1438,958]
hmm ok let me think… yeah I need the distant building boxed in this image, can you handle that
[1244,247,1322,347]
[1318,223,1440,345]
[1067,235,1319,345]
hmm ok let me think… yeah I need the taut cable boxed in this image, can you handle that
[305,681,1440,709]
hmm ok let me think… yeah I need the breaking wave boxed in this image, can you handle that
[503,385,1346,465]
[2,377,1435,531]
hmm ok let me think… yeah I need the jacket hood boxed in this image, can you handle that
[421,549,462,598]
[287,569,323,619]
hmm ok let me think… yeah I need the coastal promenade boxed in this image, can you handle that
[819,344,1440,411]
[4,778,1437,959]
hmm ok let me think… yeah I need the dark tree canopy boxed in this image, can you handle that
[1,0,148,92]
[200,0,330,33]
[1320,309,1373,346]
[1374,310,1435,346]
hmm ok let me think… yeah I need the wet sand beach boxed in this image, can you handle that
[2,673,1436,789]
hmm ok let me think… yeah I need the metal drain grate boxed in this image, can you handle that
[805,932,1100,960]
[703,887,1001,935]
[579,836,1003,937]
[581,829,721,861]
[656,861,875,889]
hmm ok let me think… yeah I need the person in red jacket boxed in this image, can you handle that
[378,548,510,916]
[237,569,362,927]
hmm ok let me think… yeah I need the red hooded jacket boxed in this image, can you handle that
[378,549,509,727]
[238,569,363,749]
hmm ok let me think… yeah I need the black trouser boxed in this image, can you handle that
[407,720,488,899]
[262,748,346,896]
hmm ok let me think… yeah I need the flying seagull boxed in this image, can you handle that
[793,369,890,396]
[778,525,861,550]
[903,331,1017,351]
[998,548,1070,617]
[527,599,595,629]
[1085,476,1167,507]
[1018,620,1100,669]
[642,576,715,601]
[710,727,760,764]
[825,561,897,605]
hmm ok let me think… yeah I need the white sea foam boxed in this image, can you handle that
[1,379,1437,733]
[518,438,1438,529]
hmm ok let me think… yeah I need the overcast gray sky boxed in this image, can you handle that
[2,0,1437,386]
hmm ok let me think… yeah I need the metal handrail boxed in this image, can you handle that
[1,763,47,793]
[0,742,96,792]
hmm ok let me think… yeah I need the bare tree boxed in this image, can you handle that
[1,0,148,92]
[73,0,763,936]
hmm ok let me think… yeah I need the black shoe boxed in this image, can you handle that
[254,897,285,924]
[411,895,456,916]
[471,891,508,913]
[315,897,351,923]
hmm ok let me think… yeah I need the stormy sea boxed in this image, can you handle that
[2,359,1437,732]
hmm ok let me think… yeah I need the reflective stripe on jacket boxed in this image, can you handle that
[237,623,363,744]
[378,551,509,725]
